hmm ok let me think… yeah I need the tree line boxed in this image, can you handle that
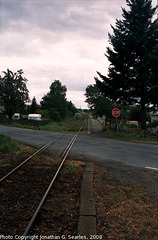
[85,0,158,130]
[0,69,77,121]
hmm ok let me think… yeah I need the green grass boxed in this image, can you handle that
[40,121,62,131]
[0,134,23,154]
[104,130,158,144]
[41,118,77,131]
[9,122,36,129]
[41,117,88,132]
[64,164,78,175]
[119,186,133,199]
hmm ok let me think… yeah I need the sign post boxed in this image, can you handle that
[102,115,106,125]
[112,108,121,133]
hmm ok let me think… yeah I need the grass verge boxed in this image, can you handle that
[104,130,158,144]
[94,166,158,240]
[40,118,76,131]
[41,118,88,133]
[0,134,23,154]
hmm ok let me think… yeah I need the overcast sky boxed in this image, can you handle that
[0,0,157,109]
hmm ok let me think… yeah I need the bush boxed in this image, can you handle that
[128,106,151,122]
[49,108,62,122]
[148,120,158,128]
[0,134,21,154]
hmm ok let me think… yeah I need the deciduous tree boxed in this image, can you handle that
[40,80,68,121]
[85,84,113,118]
[0,69,30,119]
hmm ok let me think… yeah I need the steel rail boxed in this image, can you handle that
[0,138,58,183]
[22,121,84,236]
[0,121,80,184]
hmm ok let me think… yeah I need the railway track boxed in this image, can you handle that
[0,121,85,236]
[0,120,81,183]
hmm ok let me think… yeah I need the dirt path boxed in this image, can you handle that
[90,119,103,134]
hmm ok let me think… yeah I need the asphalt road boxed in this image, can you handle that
[0,124,158,171]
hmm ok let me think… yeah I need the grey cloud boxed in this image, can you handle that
[0,0,111,60]
[3,0,152,108]
[0,0,115,38]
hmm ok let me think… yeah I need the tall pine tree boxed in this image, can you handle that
[29,96,38,114]
[95,0,158,129]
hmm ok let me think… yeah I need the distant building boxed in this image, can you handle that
[28,114,42,121]
[21,114,28,119]
[12,113,20,120]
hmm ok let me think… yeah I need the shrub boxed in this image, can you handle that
[148,120,158,128]
[0,134,21,154]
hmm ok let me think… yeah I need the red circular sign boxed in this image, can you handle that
[112,108,120,118]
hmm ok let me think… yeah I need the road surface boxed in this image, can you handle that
[0,124,157,170]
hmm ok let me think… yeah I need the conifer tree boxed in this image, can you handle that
[29,96,38,114]
[95,0,158,129]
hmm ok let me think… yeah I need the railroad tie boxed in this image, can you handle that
[77,163,96,237]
